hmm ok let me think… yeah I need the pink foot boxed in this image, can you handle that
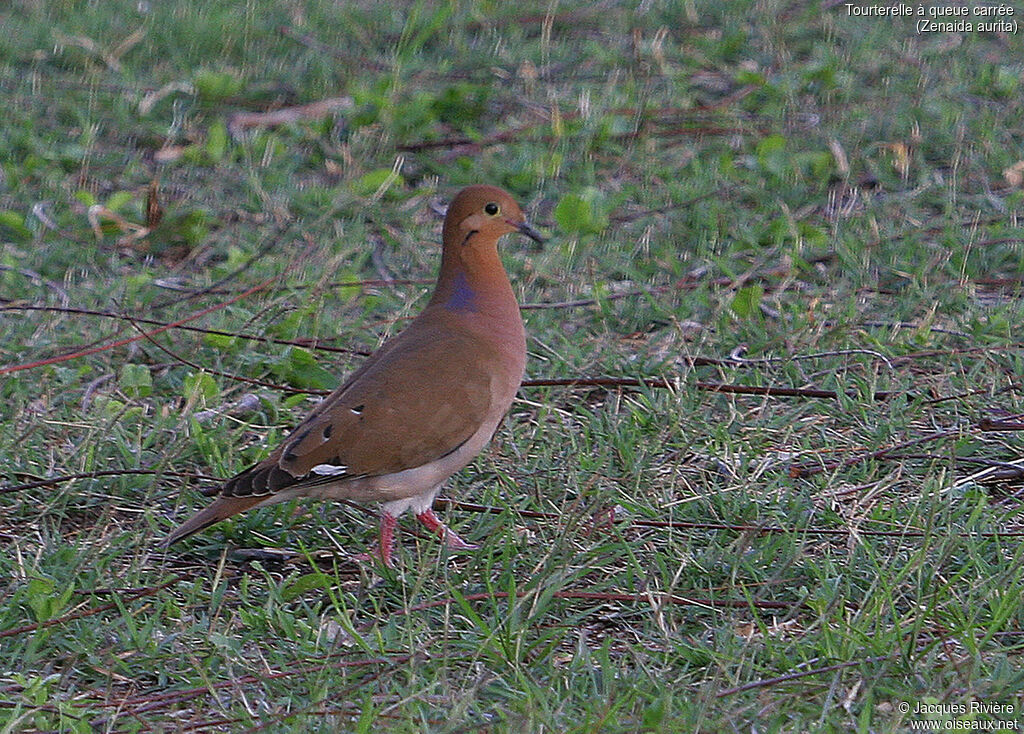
[415,509,478,551]
[353,512,398,567]
[586,505,618,536]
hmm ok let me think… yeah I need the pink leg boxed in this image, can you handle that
[378,512,397,566]
[415,509,478,551]
[354,512,398,567]
[586,505,618,536]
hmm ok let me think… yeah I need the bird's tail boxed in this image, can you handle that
[161,494,267,547]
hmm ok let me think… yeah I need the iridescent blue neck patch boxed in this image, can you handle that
[445,271,478,312]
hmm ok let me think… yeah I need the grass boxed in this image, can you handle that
[2,0,1023,730]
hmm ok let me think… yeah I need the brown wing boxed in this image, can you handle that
[218,322,499,499]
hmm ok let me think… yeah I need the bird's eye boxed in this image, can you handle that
[484,202,500,216]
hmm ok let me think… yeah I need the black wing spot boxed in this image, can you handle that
[267,466,295,492]
[283,427,312,462]
[350,404,365,414]
[323,424,333,439]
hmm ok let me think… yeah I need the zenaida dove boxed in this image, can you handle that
[163,185,542,565]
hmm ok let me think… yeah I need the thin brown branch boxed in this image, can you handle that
[0,469,219,495]
[789,413,1024,478]
[0,279,275,376]
[1,303,370,356]
[435,500,1024,539]
[277,26,390,71]
[716,655,892,697]
[523,376,899,401]
[120,309,315,395]
[151,276,431,296]
[978,418,1024,432]
[87,653,414,726]
[149,230,288,310]
[522,259,836,311]
[389,590,800,618]
[396,121,750,152]
[227,96,354,137]
[0,575,185,639]
[886,454,1024,480]
[608,186,733,224]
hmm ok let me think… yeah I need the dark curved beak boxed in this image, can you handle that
[512,219,545,245]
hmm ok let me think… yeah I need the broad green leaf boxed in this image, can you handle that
[183,371,219,403]
[351,168,405,198]
[272,347,337,390]
[120,363,153,398]
[731,284,764,319]
[27,576,74,622]
[194,69,243,101]
[554,188,609,235]
[0,210,31,241]
[205,121,229,163]
[105,190,133,212]
[756,134,788,177]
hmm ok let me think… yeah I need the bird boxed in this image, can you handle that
[162,185,542,566]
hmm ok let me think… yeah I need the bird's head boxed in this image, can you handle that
[443,185,544,249]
